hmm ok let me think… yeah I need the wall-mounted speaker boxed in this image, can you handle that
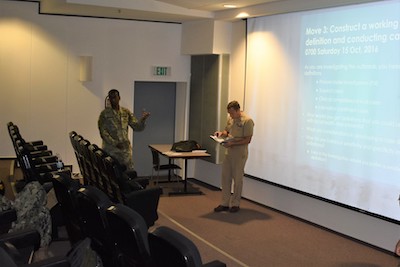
[79,56,92,82]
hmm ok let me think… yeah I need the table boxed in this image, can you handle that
[149,144,210,195]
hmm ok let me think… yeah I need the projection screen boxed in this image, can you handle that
[244,0,400,222]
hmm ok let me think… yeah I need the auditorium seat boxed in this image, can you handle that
[7,124,45,148]
[0,227,41,265]
[69,132,86,183]
[92,147,114,198]
[103,155,162,228]
[51,172,84,245]
[67,131,162,228]
[75,185,114,266]
[7,123,59,191]
[77,139,97,186]
[105,203,155,267]
[0,237,102,267]
[149,226,226,267]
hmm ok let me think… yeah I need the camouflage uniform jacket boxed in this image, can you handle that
[8,181,52,247]
[98,106,146,170]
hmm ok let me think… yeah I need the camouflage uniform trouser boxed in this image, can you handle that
[105,146,134,172]
[9,181,52,247]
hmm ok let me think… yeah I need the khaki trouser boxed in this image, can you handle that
[221,146,248,207]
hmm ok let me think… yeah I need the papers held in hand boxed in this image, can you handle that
[209,135,232,144]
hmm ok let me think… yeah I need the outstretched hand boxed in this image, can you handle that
[141,110,150,120]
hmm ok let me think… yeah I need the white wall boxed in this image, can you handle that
[181,20,232,55]
[0,1,190,170]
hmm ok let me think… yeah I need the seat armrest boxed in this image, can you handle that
[0,228,41,251]
[0,209,17,225]
[125,170,137,179]
[32,155,58,164]
[26,140,44,147]
[203,260,227,267]
[117,173,143,193]
[29,150,53,158]
[150,226,226,267]
[0,209,17,234]
[22,143,48,152]
[28,144,48,151]
[22,256,70,267]
[131,177,150,189]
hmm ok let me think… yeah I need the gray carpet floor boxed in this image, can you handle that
[151,179,399,267]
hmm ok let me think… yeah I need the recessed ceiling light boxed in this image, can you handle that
[223,4,237,8]
[236,12,249,18]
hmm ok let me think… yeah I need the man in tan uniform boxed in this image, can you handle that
[98,89,150,172]
[213,100,254,213]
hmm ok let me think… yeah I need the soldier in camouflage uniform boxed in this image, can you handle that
[98,89,150,172]
[6,181,52,247]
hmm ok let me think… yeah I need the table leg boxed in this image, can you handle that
[168,159,203,196]
[168,159,172,182]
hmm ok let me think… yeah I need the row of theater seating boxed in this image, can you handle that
[0,170,226,266]
[68,131,149,192]
[2,124,226,266]
[51,171,226,267]
[68,131,162,228]
[66,133,226,266]
[2,123,65,265]
[6,122,62,190]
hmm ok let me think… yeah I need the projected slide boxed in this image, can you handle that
[245,0,400,221]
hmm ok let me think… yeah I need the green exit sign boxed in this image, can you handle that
[153,66,170,76]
